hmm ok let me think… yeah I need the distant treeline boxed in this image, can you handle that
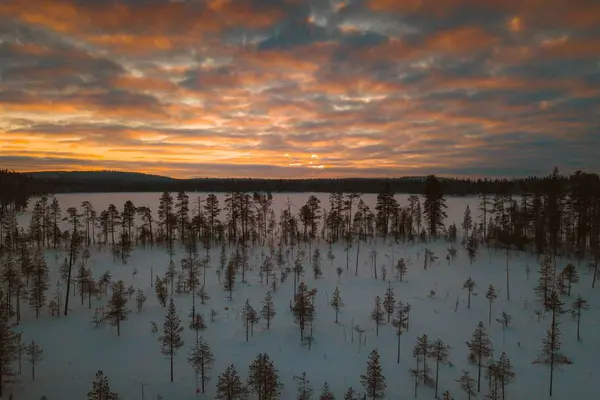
[0,170,35,211]
[1,169,600,209]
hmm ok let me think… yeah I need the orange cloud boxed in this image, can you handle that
[539,36,600,59]
[0,0,283,55]
[426,26,499,55]
[108,75,177,93]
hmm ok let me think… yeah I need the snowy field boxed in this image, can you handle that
[8,193,600,399]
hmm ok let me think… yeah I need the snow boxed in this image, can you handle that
[9,193,600,399]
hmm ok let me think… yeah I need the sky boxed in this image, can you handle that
[0,0,599,179]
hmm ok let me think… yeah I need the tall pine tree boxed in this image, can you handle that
[160,298,184,382]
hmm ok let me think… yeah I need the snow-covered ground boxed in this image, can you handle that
[9,193,600,399]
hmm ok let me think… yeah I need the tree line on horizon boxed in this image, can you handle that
[2,169,600,209]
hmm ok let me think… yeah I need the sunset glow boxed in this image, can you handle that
[0,0,598,178]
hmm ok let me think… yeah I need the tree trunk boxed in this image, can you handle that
[435,359,440,398]
[577,313,581,341]
[477,351,482,392]
[468,290,471,309]
[170,344,174,382]
[396,332,401,363]
[355,238,360,276]
[506,249,510,301]
[201,363,205,393]
[16,289,21,324]
[64,257,73,316]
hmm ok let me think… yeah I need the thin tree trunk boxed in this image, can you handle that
[355,238,360,276]
[435,359,440,398]
[396,332,401,363]
[170,350,174,382]
[477,351,482,392]
[64,258,73,316]
[506,249,510,301]
[468,290,471,309]
[201,364,205,393]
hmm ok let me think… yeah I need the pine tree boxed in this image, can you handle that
[106,280,130,336]
[312,249,323,279]
[25,340,43,380]
[158,192,175,253]
[248,352,282,399]
[175,191,190,241]
[429,339,451,398]
[136,289,147,312]
[28,250,49,318]
[224,259,236,301]
[466,322,493,392]
[535,255,554,310]
[188,339,214,393]
[462,205,473,243]
[413,334,434,388]
[485,285,497,325]
[371,296,385,336]
[215,364,245,400]
[423,175,448,238]
[442,390,453,400]
[360,349,386,399]
[330,286,343,323]
[1,253,20,320]
[466,233,478,264]
[343,387,359,400]
[261,256,274,285]
[562,264,578,296]
[395,258,407,282]
[319,382,335,400]
[571,295,590,341]
[382,284,395,323]
[295,372,313,400]
[160,298,184,382]
[497,311,512,328]
[456,371,476,400]
[261,292,276,330]
[136,205,155,248]
[293,282,315,341]
[404,302,411,331]
[463,278,476,309]
[155,276,168,307]
[243,300,260,342]
[165,259,177,294]
[87,370,119,400]
[392,300,408,363]
[533,291,570,397]
[496,352,515,400]
[0,304,17,398]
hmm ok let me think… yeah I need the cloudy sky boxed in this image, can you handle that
[0,0,598,179]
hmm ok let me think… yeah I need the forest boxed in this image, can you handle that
[3,169,600,203]
[0,169,599,399]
